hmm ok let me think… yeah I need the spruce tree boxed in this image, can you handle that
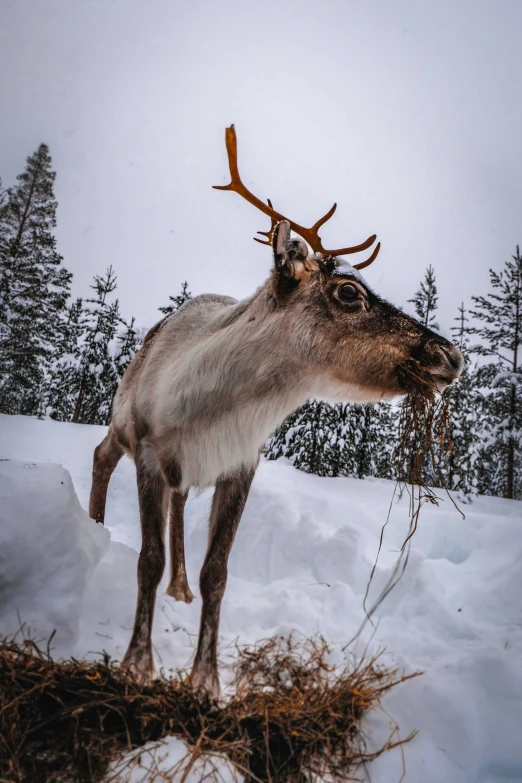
[71,267,121,425]
[469,247,522,499]
[333,402,398,480]
[290,400,338,476]
[408,264,439,330]
[265,405,305,462]
[265,400,338,477]
[333,403,369,478]
[373,401,400,479]
[438,304,479,498]
[159,281,192,316]
[0,145,72,415]
[0,176,9,348]
[114,316,138,378]
[45,297,86,421]
[267,399,399,481]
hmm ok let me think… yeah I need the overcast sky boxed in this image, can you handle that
[1,0,521,336]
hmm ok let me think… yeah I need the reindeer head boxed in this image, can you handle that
[215,126,463,403]
[270,221,463,402]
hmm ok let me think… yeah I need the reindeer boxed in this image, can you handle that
[89,126,463,698]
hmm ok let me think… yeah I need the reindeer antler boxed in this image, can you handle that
[253,199,278,247]
[213,125,381,270]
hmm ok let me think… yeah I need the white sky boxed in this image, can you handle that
[1,0,521,336]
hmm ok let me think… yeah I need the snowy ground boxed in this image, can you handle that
[1,413,522,782]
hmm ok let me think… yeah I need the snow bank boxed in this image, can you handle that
[0,458,109,652]
[1,413,522,782]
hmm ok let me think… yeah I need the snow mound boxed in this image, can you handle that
[1,414,522,782]
[0,459,109,652]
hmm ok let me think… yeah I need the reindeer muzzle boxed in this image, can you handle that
[423,339,464,391]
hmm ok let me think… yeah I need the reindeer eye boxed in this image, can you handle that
[338,283,359,302]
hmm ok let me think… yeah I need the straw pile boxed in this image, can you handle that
[0,634,418,782]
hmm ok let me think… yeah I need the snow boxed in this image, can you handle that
[332,255,366,282]
[1,412,522,782]
[0,459,109,652]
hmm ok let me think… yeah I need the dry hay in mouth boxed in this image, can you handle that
[0,633,419,783]
[393,356,454,487]
[348,363,461,642]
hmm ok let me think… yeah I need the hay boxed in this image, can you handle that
[348,365,462,643]
[0,634,418,783]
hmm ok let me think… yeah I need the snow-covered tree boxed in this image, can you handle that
[469,247,522,499]
[46,290,138,425]
[438,304,480,498]
[45,297,86,421]
[114,316,138,378]
[0,176,9,347]
[0,145,72,415]
[159,281,192,316]
[373,401,400,479]
[333,402,398,480]
[266,399,398,480]
[71,267,121,425]
[333,404,371,478]
[408,264,439,330]
[266,399,338,476]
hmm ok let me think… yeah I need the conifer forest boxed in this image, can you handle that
[1,145,521,500]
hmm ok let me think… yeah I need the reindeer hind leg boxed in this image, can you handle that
[89,430,123,524]
[166,489,194,603]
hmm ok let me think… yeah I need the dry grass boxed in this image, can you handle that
[0,634,419,783]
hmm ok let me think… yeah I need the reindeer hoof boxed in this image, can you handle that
[166,581,194,604]
[190,663,220,700]
[121,651,155,685]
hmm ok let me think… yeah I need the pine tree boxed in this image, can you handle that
[333,402,398,480]
[267,399,399,481]
[0,145,72,415]
[333,403,370,478]
[438,304,480,498]
[265,405,305,462]
[114,316,138,378]
[469,247,522,499]
[159,281,192,316]
[71,267,121,425]
[0,176,9,348]
[408,264,439,330]
[45,297,86,421]
[398,265,441,485]
[265,400,338,476]
[373,401,400,479]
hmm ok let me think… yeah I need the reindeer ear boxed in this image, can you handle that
[272,220,309,291]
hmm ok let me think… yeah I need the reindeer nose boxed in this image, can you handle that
[426,339,464,384]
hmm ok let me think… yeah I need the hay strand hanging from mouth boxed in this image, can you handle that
[347,368,462,646]
[395,391,451,487]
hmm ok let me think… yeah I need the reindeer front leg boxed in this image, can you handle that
[191,465,256,699]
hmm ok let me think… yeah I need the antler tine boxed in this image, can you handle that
[253,199,277,246]
[311,203,337,232]
[214,125,380,265]
[353,241,381,270]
